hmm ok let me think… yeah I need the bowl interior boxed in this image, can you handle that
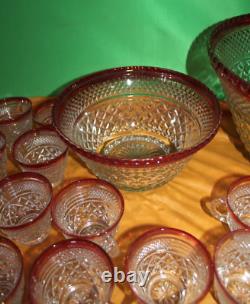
[55,71,217,161]
[214,24,250,82]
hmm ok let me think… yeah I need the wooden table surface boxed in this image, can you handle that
[8,98,249,303]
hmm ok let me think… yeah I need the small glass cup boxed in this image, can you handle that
[0,172,53,246]
[33,99,55,127]
[0,97,32,152]
[0,236,24,304]
[126,227,213,304]
[29,239,114,304]
[0,131,7,179]
[52,178,124,257]
[205,176,250,231]
[13,127,68,187]
[214,229,250,304]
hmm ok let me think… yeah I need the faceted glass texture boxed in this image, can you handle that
[53,67,220,191]
[214,229,250,304]
[210,16,250,153]
[29,240,113,304]
[126,227,212,304]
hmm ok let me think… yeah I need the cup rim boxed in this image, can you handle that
[12,126,68,169]
[209,13,250,98]
[0,172,53,230]
[226,175,250,229]
[125,226,213,304]
[0,236,23,301]
[0,97,32,125]
[29,238,114,304]
[53,66,221,168]
[214,229,250,303]
[33,98,55,127]
[0,131,6,154]
[51,178,124,239]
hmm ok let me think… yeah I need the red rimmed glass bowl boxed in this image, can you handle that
[0,97,32,152]
[29,239,114,304]
[125,227,213,304]
[13,127,68,187]
[0,131,7,179]
[0,172,53,246]
[33,99,55,127]
[0,236,24,304]
[214,229,250,304]
[51,178,124,257]
[209,14,250,154]
[53,66,221,191]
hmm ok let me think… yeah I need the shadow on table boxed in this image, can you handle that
[221,104,250,161]
[114,224,161,304]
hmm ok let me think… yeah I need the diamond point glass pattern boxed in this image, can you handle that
[29,239,114,304]
[209,15,250,154]
[53,66,220,191]
[126,227,213,304]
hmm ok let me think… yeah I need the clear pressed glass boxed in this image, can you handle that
[53,66,220,191]
[209,14,250,154]
[29,239,114,304]
[13,127,68,187]
[52,179,124,257]
[126,227,213,304]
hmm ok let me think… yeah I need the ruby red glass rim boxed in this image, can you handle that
[0,97,32,125]
[33,99,55,127]
[226,175,250,229]
[125,226,213,304]
[0,131,6,154]
[51,178,124,239]
[53,66,221,168]
[29,238,114,304]
[12,126,68,169]
[209,14,250,98]
[214,229,250,304]
[0,172,53,230]
[0,236,23,301]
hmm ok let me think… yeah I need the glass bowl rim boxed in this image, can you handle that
[125,226,214,304]
[51,178,124,239]
[209,13,250,98]
[53,66,221,168]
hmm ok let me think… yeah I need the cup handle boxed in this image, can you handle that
[204,196,228,223]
